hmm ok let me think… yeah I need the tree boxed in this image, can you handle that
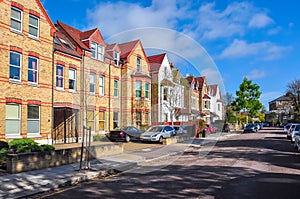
[286,79,300,112]
[232,77,263,123]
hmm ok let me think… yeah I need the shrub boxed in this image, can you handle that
[0,141,8,149]
[93,134,104,141]
[8,138,55,154]
[0,148,8,167]
[40,144,55,152]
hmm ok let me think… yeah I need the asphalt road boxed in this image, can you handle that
[40,127,300,199]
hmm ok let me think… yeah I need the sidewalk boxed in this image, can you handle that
[0,131,240,199]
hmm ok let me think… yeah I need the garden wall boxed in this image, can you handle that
[6,143,123,174]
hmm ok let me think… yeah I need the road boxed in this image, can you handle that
[40,127,300,199]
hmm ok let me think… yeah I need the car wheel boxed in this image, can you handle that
[125,135,130,142]
[159,136,163,143]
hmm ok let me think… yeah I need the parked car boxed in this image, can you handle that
[254,122,263,130]
[108,126,143,142]
[290,124,300,143]
[205,124,217,133]
[140,125,175,143]
[284,123,293,133]
[173,125,187,135]
[243,123,258,133]
[286,123,297,139]
[294,133,300,152]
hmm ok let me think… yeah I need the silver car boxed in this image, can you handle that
[140,125,175,143]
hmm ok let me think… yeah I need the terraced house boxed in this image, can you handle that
[0,0,224,144]
[0,0,55,142]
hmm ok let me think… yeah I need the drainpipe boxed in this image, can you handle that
[51,31,57,145]
[108,60,111,132]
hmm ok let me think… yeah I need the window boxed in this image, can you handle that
[69,68,76,91]
[204,100,210,109]
[58,37,73,50]
[11,7,22,32]
[6,104,20,136]
[99,76,104,96]
[87,110,95,131]
[137,57,141,71]
[145,112,149,125]
[163,87,168,101]
[56,65,64,89]
[27,105,40,135]
[10,51,21,81]
[218,104,221,111]
[29,15,39,38]
[113,112,119,128]
[136,112,142,126]
[114,80,118,98]
[91,42,104,61]
[145,83,149,99]
[28,56,38,84]
[136,82,142,99]
[98,111,105,131]
[114,51,119,66]
[90,73,95,93]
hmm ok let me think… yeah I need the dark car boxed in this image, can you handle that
[243,123,258,133]
[108,126,143,142]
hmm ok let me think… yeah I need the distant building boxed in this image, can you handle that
[267,93,294,124]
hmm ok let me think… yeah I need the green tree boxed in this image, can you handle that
[232,77,263,122]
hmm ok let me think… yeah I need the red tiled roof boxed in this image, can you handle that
[195,76,206,89]
[54,27,81,58]
[186,75,195,84]
[208,84,218,97]
[57,21,89,51]
[148,53,166,72]
[80,28,97,40]
[118,40,140,59]
[203,94,211,99]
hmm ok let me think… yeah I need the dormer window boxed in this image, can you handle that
[114,51,119,67]
[58,37,73,50]
[137,57,141,71]
[91,42,104,62]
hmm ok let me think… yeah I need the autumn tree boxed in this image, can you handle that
[232,77,263,123]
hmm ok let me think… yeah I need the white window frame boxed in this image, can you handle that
[27,105,40,137]
[28,56,38,85]
[29,14,39,39]
[87,110,95,132]
[69,68,76,91]
[137,57,141,71]
[90,73,95,94]
[99,76,104,96]
[11,7,22,33]
[91,42,104,62]
[56,65,64,89]
[9,51,22,81]
[145,83,149,100]
[136,82,142,99]
[113,112,119,129]
[6,103,21,138]
[98,111,106,131]
[114,80,119,98]
[114,51,119,67]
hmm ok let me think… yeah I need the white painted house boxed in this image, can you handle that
[148,53,184,123]
[208,84,223,122]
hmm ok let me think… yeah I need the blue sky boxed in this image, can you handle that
[42,0,300,110]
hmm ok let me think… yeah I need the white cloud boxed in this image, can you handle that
[248,13,274,28]
[86,0,189,37]
[218,39,289,60]
[246,69,267,79]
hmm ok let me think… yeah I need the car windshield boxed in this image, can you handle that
[246,124,255,127]
[295,125,300,131]
[147,126,163,132]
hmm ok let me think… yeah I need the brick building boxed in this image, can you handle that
[0,0,55,142]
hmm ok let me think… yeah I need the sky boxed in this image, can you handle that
[42,0,300,110]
